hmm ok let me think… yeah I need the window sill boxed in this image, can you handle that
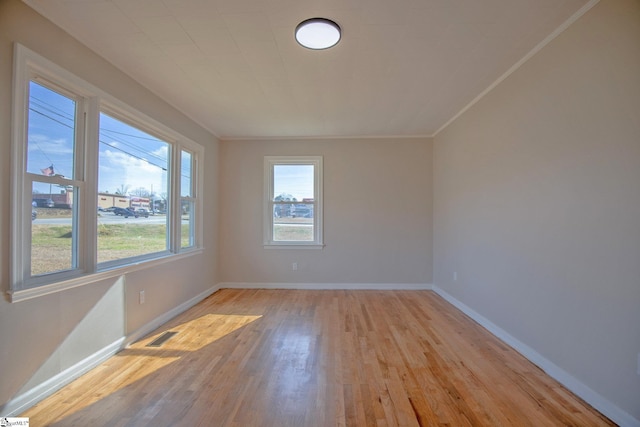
[7,248,203,303]
[263,244,325,250]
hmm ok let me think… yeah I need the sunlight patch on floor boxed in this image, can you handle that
[22,313,262,424]
[136,313,263,352]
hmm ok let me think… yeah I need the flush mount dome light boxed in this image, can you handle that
[295,18,341,50]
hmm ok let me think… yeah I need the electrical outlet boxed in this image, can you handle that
[139,290,145,304]
[453,271,457,281]
[292,262,298,271]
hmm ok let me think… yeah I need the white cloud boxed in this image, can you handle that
[28,134,74,154]
[99,149,167,194]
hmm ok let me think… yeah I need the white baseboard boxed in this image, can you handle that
[1,284,220,417]
[219,282,433,291]
[1,337,125,416]
[125,284,220,346]
[431,285,640,427]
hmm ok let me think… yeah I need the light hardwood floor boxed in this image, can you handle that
[23,289,614,426]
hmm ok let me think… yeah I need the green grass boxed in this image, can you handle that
[31,223,190,275]
[97,223,167,263]
[273,224,313,241]
[31,225,74,275]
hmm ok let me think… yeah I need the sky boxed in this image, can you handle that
[273,165,314,201]
[27,81,173,198]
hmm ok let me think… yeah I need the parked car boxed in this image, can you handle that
[136,208,150,218]
[33,198,55,208]
[113,207,139,218]
[123,207,139,218]
[292,204,313,218]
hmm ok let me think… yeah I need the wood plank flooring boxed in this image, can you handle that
[23,289,614,426]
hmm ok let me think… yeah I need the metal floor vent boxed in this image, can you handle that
[146,331,178,347]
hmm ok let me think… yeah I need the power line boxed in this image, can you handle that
[31,98,75,122]
[99,129,168,164]
[29,107,73,131]
[100,127,163,142]
[29,105,192,181]
[32,95,168,144]
[99,139,167,171]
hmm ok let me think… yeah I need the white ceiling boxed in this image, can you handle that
[24,0,589,139]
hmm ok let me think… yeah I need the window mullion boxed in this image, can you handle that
[83,97,100,273]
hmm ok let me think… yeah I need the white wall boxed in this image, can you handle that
[0,0,219,412]
[433,0,640,423]
[218,138,433,286]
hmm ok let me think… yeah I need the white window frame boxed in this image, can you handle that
[179,149,198,249]
[263,156,323,249]
[9,43,204,302]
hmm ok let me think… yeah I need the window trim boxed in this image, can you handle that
[179,148,198,250]
[263,156,324,249]
[9,43,204,302]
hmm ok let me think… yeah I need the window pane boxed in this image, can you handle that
[181,200,195,248]
[273,165,314,201]
[181,150,192,197]
[31,181,76,276]
[272,164,315,242]
[27,81,76,179]
[97,112,169,263]
[273,204,313,241]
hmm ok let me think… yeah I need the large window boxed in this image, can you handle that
[263,156,323,248]
[10,44,203,301]
[97,111,170,265]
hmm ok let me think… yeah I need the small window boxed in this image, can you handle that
[264,156,323,248]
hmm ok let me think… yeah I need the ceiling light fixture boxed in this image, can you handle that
[295,18,341,50]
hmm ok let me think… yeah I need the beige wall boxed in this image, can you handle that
[2,0,638,422]
[434,0,640,421]
[0,0,219,410]
[218,138,433,285]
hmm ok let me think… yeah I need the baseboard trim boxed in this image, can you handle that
[431,285,640,427]
[219,282,433,291]
[125,284,221,346]
[0,337,125,416]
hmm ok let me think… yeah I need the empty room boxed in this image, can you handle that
[0,0,638,425]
